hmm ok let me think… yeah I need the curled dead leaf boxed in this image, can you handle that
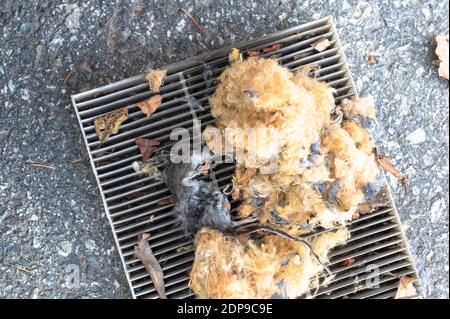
[145,69,167,92]
[311,38,331,52]
[375,150,408,193]
[395,276,417,299]
[262,44,283,53]
[137,95,163,117]
[435,35,449,80]
[134,233,167,299]
[94,108,128,142]
[135,137,160,162]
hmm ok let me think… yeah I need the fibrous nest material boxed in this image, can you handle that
[189,57,385,298]
[190,228,349,299]
[204,58,382,233]
[145,69,167,92]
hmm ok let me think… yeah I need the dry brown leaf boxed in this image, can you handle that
[375,151,408,192]
[135,137,160,162]
[94,108,128,142]
[395,276,417,299]
[145,69,167,92]
[436,35,449,80]
[262,44,283,53]
[157,197,176,206]
[368,55,377,64]
[134,233,167,299]
[247,50,260,58]
[311,38,331,52]
[137,95,163,117]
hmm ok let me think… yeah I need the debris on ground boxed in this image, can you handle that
[127,192,146,200]
[176,245,193,253]
[135,137,160,162]
[375,150,408,192]
[27,161,56,170]
[134,233,167,299]
[179,7,204,32]
[131,0,146,19]
[395,276,417,299]
[69,157,85,164]
[157,197,176,206]
[229,48,242,63]
[131,161,161,178]
[368,55,377,64]
[311,38,331,52]
[33,44,46,69]
[246,50,260,58]
[340,258,356,267]
[435,35,449,80]
[145,69,167,92]
[262,43,283,53]
[94,108,129,142]
[63,69,77,87]
[137,95,163,117]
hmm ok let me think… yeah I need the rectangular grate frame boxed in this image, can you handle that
[71,17,419,299]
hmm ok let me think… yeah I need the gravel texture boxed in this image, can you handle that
[0,0,448,299]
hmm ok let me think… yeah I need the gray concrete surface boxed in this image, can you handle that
[0,0,448,299]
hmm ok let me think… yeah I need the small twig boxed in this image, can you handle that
[105,14,114,27]
[70,157,85,164]
[179,7,204,32]
[16,265,33,274]
[28,162,55,170]
[63,68,76,87]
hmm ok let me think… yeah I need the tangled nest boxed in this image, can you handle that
[189,58,384,298]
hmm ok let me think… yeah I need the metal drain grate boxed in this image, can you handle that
[72,17,418,299]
